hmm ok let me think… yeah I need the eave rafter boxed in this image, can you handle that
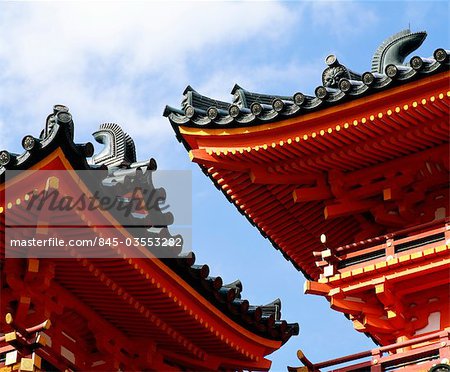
[2,193,281,369]
[323,144,449,222]
[3,191,279,366]
[185,93,448,226]
[188,96,449,179]
[182,85,449,278]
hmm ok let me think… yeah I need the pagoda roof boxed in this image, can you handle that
[164,30,449,130]
[0,106,298,369]
[163,30,450,280]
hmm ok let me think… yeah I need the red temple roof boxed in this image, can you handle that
[164,30,450,280]
[164,30,448,129]
[0,106,298,370]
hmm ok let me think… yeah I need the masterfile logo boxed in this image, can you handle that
[4,169,192,259]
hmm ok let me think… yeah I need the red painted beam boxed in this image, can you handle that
[293,185,332,203]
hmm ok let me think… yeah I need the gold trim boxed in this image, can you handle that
[177,74,449,155]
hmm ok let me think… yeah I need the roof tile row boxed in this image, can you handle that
[164,30,449,129]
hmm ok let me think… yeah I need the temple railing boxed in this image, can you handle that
[314,219,449,278]
[288,328,450,371]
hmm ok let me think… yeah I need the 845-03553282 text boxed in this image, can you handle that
[8,236,183,248]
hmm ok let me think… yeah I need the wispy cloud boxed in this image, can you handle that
[308,1,378,40]
[0,2,293,154]
[0,1,381,159]
[195,58,324,102]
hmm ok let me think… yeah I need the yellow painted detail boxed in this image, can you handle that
[5,313,13,324]
[411,251,423,260]
[45,176,59,191]
[399,255,410,263]
[353,319,366,331]
[387,258,399,266]
[19,358,34,372]
[5,331,16,342]
[341,271,351,279]
[387,310,397,319]
[329,274,341,282]
[375,283,384,294]
[184,87,450,157]
[435,245,447,253]
[363,264,375,273]
[32,354,41,369]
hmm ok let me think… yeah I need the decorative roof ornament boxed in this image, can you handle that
[321,54,362,89]
[164,29,448,129]
[92,123,136,168]
[0,105,95,171]
[1,108,300,353]
[371,29,427,74]
[40,104,74,141]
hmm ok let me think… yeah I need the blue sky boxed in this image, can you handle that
[1,1,448,370]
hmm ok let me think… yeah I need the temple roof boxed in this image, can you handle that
[163,30,449,281]
[164,30,449,130]
[0,105,298,346]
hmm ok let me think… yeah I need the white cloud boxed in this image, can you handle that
[0,1,294,153]
[196,58,324,102]
[0,1,381,165]
[308,1,378,39]
[1,2,290,79]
